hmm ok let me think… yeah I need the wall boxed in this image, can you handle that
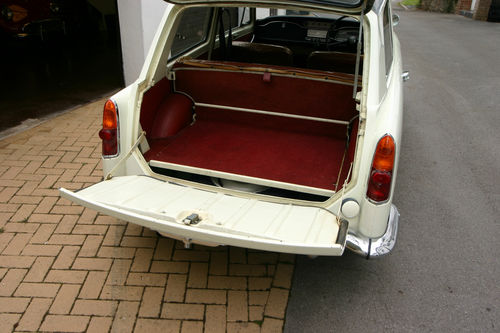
[473,0,493,19]
[456,0,494,20]
[117,0,170,85]
[455,0,473,12]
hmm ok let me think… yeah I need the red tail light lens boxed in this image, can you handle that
[99,100,119,157]
[367,135,395,202]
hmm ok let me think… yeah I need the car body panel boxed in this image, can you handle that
[162,0,374,15]
[60,175,347,255]
[60,0,404,257]
[0,0,86,39]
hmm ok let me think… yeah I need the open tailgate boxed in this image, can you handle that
[60,175,347,256]
[163,0,374,15]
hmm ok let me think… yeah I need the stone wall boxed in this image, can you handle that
[455,0,494,20]
[455,0,473,12]
[420,0,456,12]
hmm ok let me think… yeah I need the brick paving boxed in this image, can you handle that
[0,100,295,332]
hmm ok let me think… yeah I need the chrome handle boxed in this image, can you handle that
[402,71,410,82]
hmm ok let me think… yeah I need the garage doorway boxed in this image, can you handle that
[0,0,124,134]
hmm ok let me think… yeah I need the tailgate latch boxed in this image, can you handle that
[183,213,201,225]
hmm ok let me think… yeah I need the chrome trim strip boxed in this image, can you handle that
[402,71,410,82]
[346,204,399,259]
[336,219,349,246]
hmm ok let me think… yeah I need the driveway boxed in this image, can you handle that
[0,101,294,332]
[284,8,500,333]
[1,7,499,333]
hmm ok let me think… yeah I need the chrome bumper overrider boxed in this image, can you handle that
[346,204,400,259]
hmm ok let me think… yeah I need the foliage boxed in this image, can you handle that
[401,0,421,6]
[419,0,458,13]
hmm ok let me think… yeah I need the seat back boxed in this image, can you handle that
[230,41,293,66]
[307,51,363,74]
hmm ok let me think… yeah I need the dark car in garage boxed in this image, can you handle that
[0,0,87,40]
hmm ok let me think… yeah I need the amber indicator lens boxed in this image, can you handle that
[372,135,395,172]
[100,100,118,156]
[103,100,117,129]
[367,135,395,202]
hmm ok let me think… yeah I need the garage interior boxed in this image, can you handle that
[0,0,124,135]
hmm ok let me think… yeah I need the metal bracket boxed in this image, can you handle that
[167,71,176,81]
[104,131,146,180]
[402,71,410,82]
[183,213,201,225]
[355,91,362,106]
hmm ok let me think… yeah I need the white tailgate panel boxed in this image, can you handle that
[60,175,344,255]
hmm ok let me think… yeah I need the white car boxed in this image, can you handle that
[61,0,406,258]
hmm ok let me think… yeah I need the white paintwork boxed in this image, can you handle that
[61,0,404,256]
[60,176,345,255]
[341,200,360,218]
[149,160,336,197]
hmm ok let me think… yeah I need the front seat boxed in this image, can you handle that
[230,41,294,67]
[307,51,363,74]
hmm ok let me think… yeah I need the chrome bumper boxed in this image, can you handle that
[346,204,400,259]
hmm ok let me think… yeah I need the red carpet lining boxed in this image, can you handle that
[144,118,348,190]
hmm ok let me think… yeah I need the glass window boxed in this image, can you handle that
[255,8,342,20]
[170,7,213,59]
[219,7,251,32]
[256,8,288,19]
[383,3,393,76]
[238,7,251,26]
[220,8,238,32]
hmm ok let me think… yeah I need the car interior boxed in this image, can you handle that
[207,8,363,73]
[138,7,364,200]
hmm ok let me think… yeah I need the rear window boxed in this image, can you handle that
[256,8,342,19]
[170,7,213,59]
[221,7,251,30]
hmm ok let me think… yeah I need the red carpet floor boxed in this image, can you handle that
[144,118,347,190]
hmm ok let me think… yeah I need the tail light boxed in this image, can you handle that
[98,100,119,157]
[367,134,395,202]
